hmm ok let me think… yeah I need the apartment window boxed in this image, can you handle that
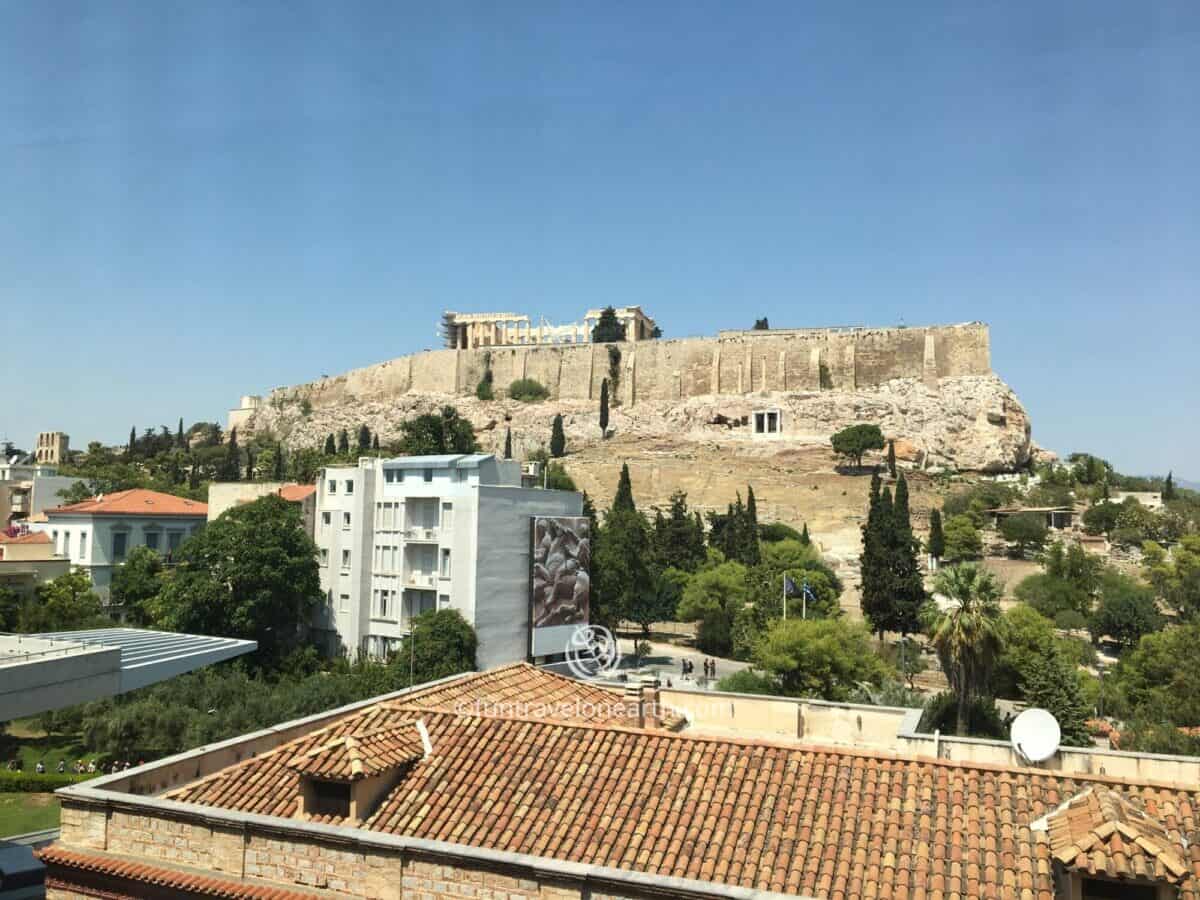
[112,532,128,562]
[441,502,453,529]
[322,511,331,527]
[345,480,354,495]
[339,593,349,612]
[342,512,351,529]
[439,593,450,607]
[78,532,86,558]
[341,549,351,569]
[144,532,160,552]
[396,469,404,483]
[168,531,184,552]
[320,548,329,566]
[327,479,337,494]
[379,589,390,618]
[384,469,395,484]
[423,468,433,483]
[440,548,451,578]
[51,530,59,552]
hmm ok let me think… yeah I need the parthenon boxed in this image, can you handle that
[441,307,658,349]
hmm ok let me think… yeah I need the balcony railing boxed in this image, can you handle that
[404,571,436,589]
[404,527,439,542]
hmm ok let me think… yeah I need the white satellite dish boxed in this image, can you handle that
[1011,708,1061,763]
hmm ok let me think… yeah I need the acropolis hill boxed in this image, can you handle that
[233,317,1033,573]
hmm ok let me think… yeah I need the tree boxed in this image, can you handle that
[0,586,22,631]
[475,369,495,401]
[999,513,1048,558]
[626,568,686,650]
[1089,572,1163,651]
[924,564,1004,737]
[592,494,649,635]
[752,617,888,701]
[859,472,892,637]
[888,474,926,638]
[337,429,350,454]
[550,414,566,458]
[371,434,380,451]
[503,428,512,460]
[830,424,885,470]
[110,546,164,627]
[886,440,896,478]
[942,514,982,561]
[992,604,1058,699]
[1019,651,1093,747]
[1109,622,1200,726]
[752,317,770,330]
[245,447,255,481]
[1143,535,1200,619]
[928,509,945,560]
[743,486,761,566]
[599,379,610,437]
[151,494,321,669]
[612,462,635,513]
[324,434,336,455]
[392,609,477,686]
[677,561,749,656]
[1082,501,1121,535]
[1163,471,1176,502]
[800,523,811,545]
[397,406,479,456]
[746,539,842,624]
[127,426,137,460]
[357,424,372,453]
[219,428,241,482]
[508,378,550,402]
[650,491,708,572]
[591,306,626,343]
[177,418,185,449]
[20,572,107,632]
[273,443,285,480]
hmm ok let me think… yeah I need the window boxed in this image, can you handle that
[1081,879,1156,900]
[441,502,453,529]
[341,549,351,569]
[457,468,468,483]
[322,511,331,527]
[379,589,390,618]
[384,469,395,484]
[78,532,86,558]
[309,780,350,819]
[339,593,349,612]
[168,531,184,552]
[342,512,352,530]
[144,531,160,551]
[440,548,451,578]
[320,548,329,566]
[345,480,354,495]
[396,469,404,483]
[112,532,128,562]
[423,468,433,483]
[327,479,337,494]
[439,593,450,607]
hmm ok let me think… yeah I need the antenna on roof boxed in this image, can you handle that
[1010,708,1061,765]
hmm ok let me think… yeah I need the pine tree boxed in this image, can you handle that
[651,490,707,572]
[591,306,626,343]
[800,523,811,545]
[323,434,336,455]
[273,443,285,480]
[127,426,137,459]
[221,428,241,482]
[177,418,185,448]
[613,462,636,512]
[357,424,371,453]
[1163,471,1176,502]
[550,414,566,458]
[1019,651,1093,747]
[503,428,513,460]
[599,379,610,437]
[887,440,897,478]
[337,429,349,454]
[928,508,945,560]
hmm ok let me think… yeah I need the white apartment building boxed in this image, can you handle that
[313,454,582,668]
[30,489,208,600]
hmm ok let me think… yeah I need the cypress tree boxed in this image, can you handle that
[245,448,255,481]
[177,418,185,448]
[800,523,811,545]
[503,428,512,460]
[889,474,925,637]
[273,443,285,480]
[188,460,200,490]
[550,414,566,458]
[357,424,371,453]
[887,440,897,478]
[372,434,380,451]
[221,428,241,482]
[128,426,137,459]
[323,434,336,455]
[613,462,635,512]
[337,429,349,454]
[860,472,891,639]
[599,379,610,437]
[1163,471,1176,502]
[744,485,761,566]
[928,508,945,560]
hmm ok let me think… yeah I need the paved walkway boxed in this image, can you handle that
[615,638,750,691]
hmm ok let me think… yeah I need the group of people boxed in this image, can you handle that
[680,657,719,680]
[9,758,138,775]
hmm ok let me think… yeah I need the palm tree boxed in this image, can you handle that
[924,564,1004,737]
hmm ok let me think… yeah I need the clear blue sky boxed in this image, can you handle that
[2,1,1197,478]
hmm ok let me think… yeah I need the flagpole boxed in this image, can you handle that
[782,574,787,620]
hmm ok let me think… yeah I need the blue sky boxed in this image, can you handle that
[2,1,1197,477]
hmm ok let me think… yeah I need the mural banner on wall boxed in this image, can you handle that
[530,516,590,657]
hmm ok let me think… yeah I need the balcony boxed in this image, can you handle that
[404,527,439,543]
[403,571,437,590]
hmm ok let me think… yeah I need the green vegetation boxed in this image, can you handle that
[859,472,924,639]
[590,305,626,343]
[0,794,61,838]
[397,406,479,455]
[599,378,610,436]
[550,413,566,457]
[998,512,1048,558]
[829,423,885,470]
[752,618,888,701]
[508,378,550,402]
[941,514,982,561]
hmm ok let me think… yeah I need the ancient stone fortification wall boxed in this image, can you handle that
[263,322,990,411]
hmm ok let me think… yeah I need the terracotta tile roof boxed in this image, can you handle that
[0,530,51,544]
[285,722,425,781]
[1047,786,1191,884]
[37,846,322,898]
[277,484,316,502]
[163,695,1200,898]
[48,488,207,517]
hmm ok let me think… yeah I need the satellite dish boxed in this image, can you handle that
[1011,708,1061,763]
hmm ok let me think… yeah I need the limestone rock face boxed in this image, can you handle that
[245,374,1031,474]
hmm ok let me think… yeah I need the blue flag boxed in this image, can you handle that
[783,574,799,597]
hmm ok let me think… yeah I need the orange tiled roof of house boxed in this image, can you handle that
[159,666,1200,899]
[285,722,426,782]
[277,484,316,503]
[48,488,207,517]
[1046,786,1191,884]
[0,530,51,544]
[36,846,322,899]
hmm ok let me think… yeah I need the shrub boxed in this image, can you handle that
[716,669,779,695]
[759,522,803,543]
[0,771,98,793]
[1054,609,1088,632]
[508,378,549,403]
[917,691,1007,739]
[475,370,494,401]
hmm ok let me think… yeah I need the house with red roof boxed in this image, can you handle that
[30,489,207,602]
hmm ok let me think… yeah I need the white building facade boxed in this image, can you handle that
[313,454,582,668]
